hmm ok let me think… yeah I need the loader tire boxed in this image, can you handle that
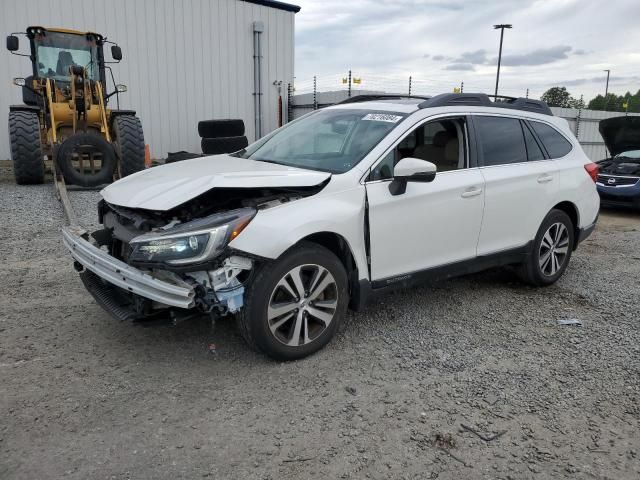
[113,115,145,177]
[8,110,45,185]
[201,136,249,155]
[198,119,245,138]
[56,133,117,187]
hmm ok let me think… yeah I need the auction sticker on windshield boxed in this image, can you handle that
[362,113,403,123]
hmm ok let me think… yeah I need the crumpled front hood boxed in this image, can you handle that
[599,116,640,157]
[101,155,331,211]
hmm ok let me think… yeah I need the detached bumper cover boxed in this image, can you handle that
[62,226,195,308]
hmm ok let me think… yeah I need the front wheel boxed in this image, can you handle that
[519,209,575,286]
[238,242,349,360]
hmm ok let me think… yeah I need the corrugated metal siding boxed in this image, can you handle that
[0,0,295,159]
[550,107,640,161]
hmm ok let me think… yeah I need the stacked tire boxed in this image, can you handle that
[198,119,248,155]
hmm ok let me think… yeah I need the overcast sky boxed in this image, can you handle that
[292,0,640,100]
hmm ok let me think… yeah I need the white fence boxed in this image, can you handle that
[290,91,640,161]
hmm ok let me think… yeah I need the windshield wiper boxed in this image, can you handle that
[253,158,284,166]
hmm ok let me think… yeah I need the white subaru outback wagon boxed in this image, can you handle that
[63,93,600,360]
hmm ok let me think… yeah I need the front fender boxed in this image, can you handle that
[229,186,369,280]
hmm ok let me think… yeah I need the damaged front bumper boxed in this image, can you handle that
[62,226,196,309]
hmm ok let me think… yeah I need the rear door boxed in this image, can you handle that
[472,115,559,255]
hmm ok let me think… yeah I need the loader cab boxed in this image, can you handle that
[27,27,106,86]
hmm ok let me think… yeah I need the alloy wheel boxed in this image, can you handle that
[267,264,338,347]
[539,222,570,276]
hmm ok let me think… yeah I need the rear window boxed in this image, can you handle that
[474,116,527,166]
[529,121,572,158]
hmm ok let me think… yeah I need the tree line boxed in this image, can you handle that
[540,86,640,112]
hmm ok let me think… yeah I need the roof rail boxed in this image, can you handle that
[338,94,431,105]
[417,93,553,116]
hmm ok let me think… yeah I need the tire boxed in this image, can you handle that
[519,209,575,286]
[197,119,244,138]
[8,110,45,185]
[238,242,349,361]
[201,136,248,155]
[56,133,117,187]
[112,115,145,177]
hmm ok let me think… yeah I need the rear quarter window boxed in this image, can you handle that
[529,121,573,158]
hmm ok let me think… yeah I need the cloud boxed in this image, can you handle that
[445,63,476,71]
[559,74,640,87]
[573,49,587,55]
[431,54,447,61]
[454,49,488,64]
[496,45,573,66]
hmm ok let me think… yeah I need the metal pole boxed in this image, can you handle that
[408,76,412,96]
[286,82,293,123]
[460,81,464,93]
[252,21,264,139]
[525,88,529,98]
[603,69,610,111]
[348,70,352,98]
[493,24,512,98]
[313,75,317,110]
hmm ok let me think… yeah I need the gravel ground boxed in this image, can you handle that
[1,161,639,479]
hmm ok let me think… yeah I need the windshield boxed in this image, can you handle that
[234,109,407,173]
[616,150,640,159]
[34,31,99,82]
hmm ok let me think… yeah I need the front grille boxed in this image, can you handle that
[597,175,639,187]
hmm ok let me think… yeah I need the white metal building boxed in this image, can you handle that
[0,0,299,159]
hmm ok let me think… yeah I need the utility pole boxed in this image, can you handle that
[493,24,512,97]
[603,69,611,111]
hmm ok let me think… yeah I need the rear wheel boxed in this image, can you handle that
[519,209,575,286]
[8,111,45,185]
[238,242,349,360]
[112,115,145,177]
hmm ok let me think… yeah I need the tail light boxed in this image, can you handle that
[584,163,599,183]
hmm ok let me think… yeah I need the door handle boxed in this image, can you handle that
[461,187,482,198]
[537,174,554,183]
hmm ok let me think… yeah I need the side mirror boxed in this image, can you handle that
[6,35,19,52]
[111,45,122,61]
[115,84,127,93]
[389,157,437,195]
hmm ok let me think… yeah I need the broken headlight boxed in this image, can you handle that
[129,207,256,266]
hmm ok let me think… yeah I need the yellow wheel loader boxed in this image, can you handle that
[6,26,145,186]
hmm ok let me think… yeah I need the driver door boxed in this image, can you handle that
[365,116,485,281]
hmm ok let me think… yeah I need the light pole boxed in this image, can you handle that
[603,69,611,111]
[493,24,512,98]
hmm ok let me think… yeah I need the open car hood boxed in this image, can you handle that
[599,116,640,157]
[101,155,331,211]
